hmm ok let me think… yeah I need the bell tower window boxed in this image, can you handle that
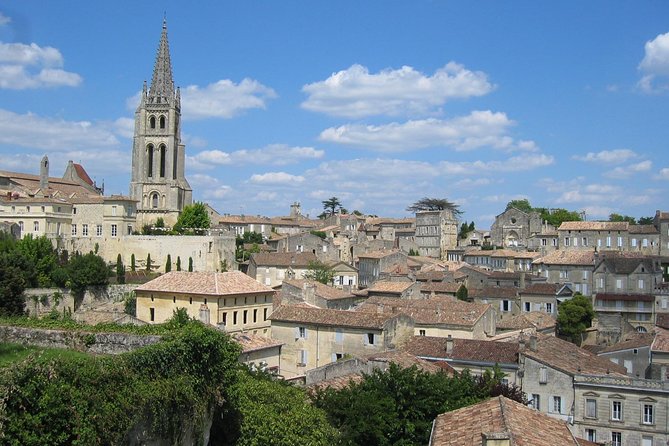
[160,145,166,177]
[173,146,178,179]
[149,116,156,129]
[151,193,159,209]
[147,144,154,177]
[159,116,166,129]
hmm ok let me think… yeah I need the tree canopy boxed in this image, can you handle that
[407,197,462,215]
[174,202,211,234]
[303,260,335,285]
[322,196,344,216]
[557,293,595,345]
[504,199,582,227]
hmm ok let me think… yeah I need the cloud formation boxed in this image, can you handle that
[319,111,538,153]
[638,31,669,93]
[572,149,637,164]
[0,42,82,89]
[249,172,305,185]
[603,160,652,179]
[302,62,494,118]
[188,144,324,170]
[181,78,277,120]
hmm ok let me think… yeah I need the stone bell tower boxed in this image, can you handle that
[130,19,192,228]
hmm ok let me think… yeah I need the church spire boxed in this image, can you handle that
[148,18,175,103]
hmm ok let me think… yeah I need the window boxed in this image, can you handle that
[18,221,23,232]
[111,224,117,237]
[597,238,602,247]
[642,436,653,446]
[364,333,376,345]
[159,116,166,129]
[263,308,268,320]
[551,396,562,414]
[642,238,648,247]
[611,400,622,421]
[643,404,654,424]
[597,277,604,288]
[638,279,645,290]
[560,270,568,279]
[586,429,596,442]
[501,300,511,312]
[150,308,155,322]
[611,432,622,446]
[582,271,588,280]
[297,326,307,339]
[606,236,611,248]
[524,302,531,312]
[96,224,102,236]
[585,398,597,418]
[529,394,540,410]
[71,224,77,236]
[564,237,570,246]
[243,310,248,324]
[582,237,588,246]
[151,193,158,209]
[82,224,88,236]
[233,311,238,325]
[298,349,308,366]
[222,312,227,325]
[253,309,257,323]
[632,238,638,247]
[33,221,39,232]
[617,236,623,247]
[616,279,622,289]
[546,303,553,314]
[419,329,426,336]
[335,328,343,343]
[539,367,547,384]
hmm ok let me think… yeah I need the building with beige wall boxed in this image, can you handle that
[247,251,317,288]
[269,304,414,378]
[135,271,275,335]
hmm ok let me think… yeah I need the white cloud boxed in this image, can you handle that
[439,153,554,175]
[0,108,119,150]
[572,149,637,164]
[249,172,305,185]
[654,167,669,180]
[181,78,277,120]
[302,62,494,118]
[0,42,82,89]
[454,178,492,189]
[603,160,652,179]
[114,117,135,139]
[638,31,669,93]
[549,180,655,210]
[188,144,324,170]
[0,13,10,25]
[319,111,538,153]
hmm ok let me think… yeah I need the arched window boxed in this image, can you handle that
[149,116,156,129]
[151,193,159,209]
[173,146,178,179]
[160,145,166,177]
[159,116,166,129]
[147,144,154,177]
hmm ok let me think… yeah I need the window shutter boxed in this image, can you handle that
[303,349,308,364]
[294,327,299,340]
[363,334,368,345]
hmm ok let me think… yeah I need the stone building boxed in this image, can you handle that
[490,207,545,248]
[557,221,660,254]
[357,250,408,288]
[247,251,318,287]
[414,209,457,259]
[130,20,192,228]
[135,271,275,335]
[532,250,596,296]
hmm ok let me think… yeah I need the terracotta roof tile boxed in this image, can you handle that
[232,332,283,353]
[358,297,491,327]
[519,283,562,295]
[598,332,654,353]
[533,250,595,266]
[559,221,628,231]
[628,224,659,234]
[250,251,317,267]
[358,249,403,259]
[404,336,518,364]
[269,304,399,329]
[651,328,669,353]
[282,279,354,300]
[469,286,519,299]
[497,312,556,331]
[430,396,585,446]
[367,281,414,293]
[656,313,669,329]
[135,271,273,296]
[420,282,461,294]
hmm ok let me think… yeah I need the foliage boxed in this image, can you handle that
[176,256,181,271]
[174,202,211,234]
[165,254,172,273]
[407,197,462,215]
[0,322,241,445]
[352,210,363,216]
[456,284,469,302]
[220,259,228,272]
[310,230,327,239]
[15,234,64,287]
[236,232,263,262]
[0,253,26,316]
[155,217,165,228]
[458,221,473,239]
[557,293,595,345]
[303,260,335,285]
[639,216,654,225]
[322,196,344,216]
[220,370,339,446]
[609,213,637,224]
[505,199,534,213]
[130,253,136,272]
[124,292,136,317]
[146,253,152,272]
[66,252,110,295]
[116,254,125,284]
[408,248,419,256]
[188,257,193,272]
[312,363,523,446]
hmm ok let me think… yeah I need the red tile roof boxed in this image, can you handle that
[404,336,518,365]
[135,271,273,296]
[358,297,491,327]
[269,304,399,329]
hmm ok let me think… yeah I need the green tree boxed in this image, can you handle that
[639,216,654,225]
[557,293,595,345]
[176,256,181,271]
[16,234,59,287]
[220,259,228,272]
[188,257,193,272]
[165,254,172,273]
[0,252,26,315]
[116,254,125,284]
[130,253,136,272]
[505,199,533,213]
[322,196,343,216]
[221,370,339,446]
[146,253,152,272]
[407,197,462,215]
[456,284,469,302]
[303,261,335,285]
[174,202,211,234]
[539,208,582,227]
[468,221,475,231]
[609,213,636,224]
[67,252,110,295]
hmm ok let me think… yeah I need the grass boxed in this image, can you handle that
[0,342,92,368]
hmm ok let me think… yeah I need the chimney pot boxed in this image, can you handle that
[529,334,538,352]
[446,334,453,354]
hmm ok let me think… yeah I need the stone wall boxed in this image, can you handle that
[0,325,161,354]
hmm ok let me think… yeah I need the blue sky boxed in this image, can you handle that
[1,1,669,227]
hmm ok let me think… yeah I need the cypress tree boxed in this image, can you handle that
[130,253,136,272]
[176,256,181,271]
[188,257,193,272]
[116,254,125,284]
[146,253,151,272]
[165,254,172,273]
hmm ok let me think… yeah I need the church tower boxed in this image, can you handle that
[130,19,192,228]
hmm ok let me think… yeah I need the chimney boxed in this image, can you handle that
[518,337,526,353]
[519,272,526,289]
[377,303,384,314]
[446,334,453,354]
[529,334,538,352]
[39,155,49,191]
[482,432,511,446]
